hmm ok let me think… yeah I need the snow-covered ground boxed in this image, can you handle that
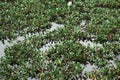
[0,22,64,58]
[79,40,103,49]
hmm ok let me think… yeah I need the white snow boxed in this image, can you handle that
[80,40,103,48]
[40,41,62,53]
[40,42,55,53]
[47,22,64,32]
[67,1,72,6]
[80,20,86,26]
[0,22,64,58]
[0,40,9,58]
[27,77,38,80]
[116,54,120,60]
[82,63,97,74]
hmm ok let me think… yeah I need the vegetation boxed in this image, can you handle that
[0,0,120,80]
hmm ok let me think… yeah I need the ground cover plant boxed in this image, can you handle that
[0,0,120,80]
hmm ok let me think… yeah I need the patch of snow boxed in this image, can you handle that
[47,22,64,32]
[67,1,72,6]
[80,20,86,26]
[116,54,120,60]
[81,62,97,76]
[40,42,56,53]
[86,78,93,80]
[82,63,97,74]
[77,20,87,32]
[0,22,64,58]
[16,36,25,41]
[27,77,38,80]
[0,36,25,58]
[109,60,117,69]
[40,41,62,53]
[79,62,97,80]
[79,40,103,48]
[0,40,9,58]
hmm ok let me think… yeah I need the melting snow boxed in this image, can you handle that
[47,22,64,32]
[0,40,9,58]
[40,41,62,53]
[40,42,56,53]
[67,1,72,6]
[27,77,38,80]
[80,20,86,26]
[0,22,64,58]
[82,63,97,74]
[80,40,103,48]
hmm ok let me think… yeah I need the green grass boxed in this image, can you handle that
[0,0,120,80]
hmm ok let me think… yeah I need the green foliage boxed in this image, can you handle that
[0,0,120,79]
